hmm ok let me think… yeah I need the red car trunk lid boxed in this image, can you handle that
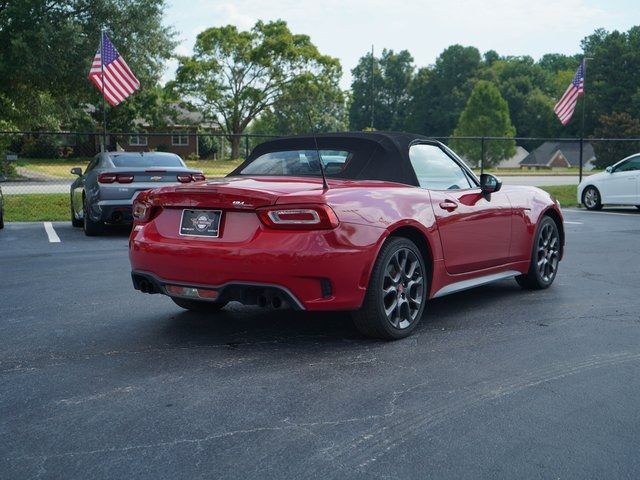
[147,176,328,209]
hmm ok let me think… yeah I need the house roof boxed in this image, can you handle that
[133,104,219,129]
[520,141,595,167]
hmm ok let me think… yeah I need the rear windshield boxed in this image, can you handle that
[239,150,352,177]
[110,155,184,168]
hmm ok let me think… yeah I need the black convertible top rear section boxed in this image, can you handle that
[229,131,437,187]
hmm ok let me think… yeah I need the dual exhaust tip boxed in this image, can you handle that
[257,293,283,309]
[138,279,158,294]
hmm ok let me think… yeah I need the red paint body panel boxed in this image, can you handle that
[129,176,563,310]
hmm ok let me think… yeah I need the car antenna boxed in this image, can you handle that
[306,111,329,191]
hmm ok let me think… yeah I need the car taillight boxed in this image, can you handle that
[117,174,134,183]
[98,173,117,183]
[257,205,339,230]
[132,199,156,223]
[177,173,206,183]
[98,173,134,184]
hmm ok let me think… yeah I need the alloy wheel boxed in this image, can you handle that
[381,247,424,329]
[583,188,599,209]
[536,222,559,283]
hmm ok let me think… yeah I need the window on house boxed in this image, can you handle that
[172,132,189,146]
[129,134,148,146]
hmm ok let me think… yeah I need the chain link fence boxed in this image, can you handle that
[1,131,639,221]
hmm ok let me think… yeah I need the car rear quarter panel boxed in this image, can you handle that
[502,185,564,260]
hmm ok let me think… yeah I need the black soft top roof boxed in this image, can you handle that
[230,131,435,186]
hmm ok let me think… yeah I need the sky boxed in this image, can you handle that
[162,0,639,88]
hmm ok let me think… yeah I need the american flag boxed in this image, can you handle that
[554,60,585,126]
[88,32,140,106]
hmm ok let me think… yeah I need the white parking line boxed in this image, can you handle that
[564,221,583,225]
[43,222,61,243]
[564,208,639,217]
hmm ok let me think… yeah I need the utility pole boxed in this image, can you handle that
[370,45,375,130]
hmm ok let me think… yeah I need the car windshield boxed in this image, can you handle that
[110,154,184,168]
[239,150,352,177]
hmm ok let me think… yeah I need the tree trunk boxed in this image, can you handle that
[229,135,241,160]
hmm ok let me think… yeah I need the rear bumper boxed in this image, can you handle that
[129,218,384,311]
[86,199,134,224]
[132,270,305,309]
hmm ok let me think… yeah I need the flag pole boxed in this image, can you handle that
[100,26,107,152]
[578,57,587,183]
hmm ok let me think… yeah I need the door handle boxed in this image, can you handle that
[439,200,458,211]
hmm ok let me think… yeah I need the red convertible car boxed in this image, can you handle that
[129,132,564,339]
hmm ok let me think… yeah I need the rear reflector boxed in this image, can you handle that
[165,285,219,300]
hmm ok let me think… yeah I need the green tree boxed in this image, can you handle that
[349,49,414,131]
[250,73,348,136]
[405,45,482,136]
[592,112,640,168]
[174,20,340,159]
[478,55,563,146]
[581,27,640,135]
[450,81,516,167]
[0,0,176,131]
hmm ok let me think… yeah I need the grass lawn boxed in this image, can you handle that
[14,158,243,180]
[3,184,580,223]
[472,167,600,176]
[538,185,578,207]
[185,159,243,177]
[4,193,69,222]
[15,158,92,179]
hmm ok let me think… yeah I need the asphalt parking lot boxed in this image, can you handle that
[1,208,639,479]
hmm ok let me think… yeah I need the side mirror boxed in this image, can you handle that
[480,173,502,194]
[606,166,613,173]
[70,167,83,176]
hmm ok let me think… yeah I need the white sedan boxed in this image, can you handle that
[577,154,640,210]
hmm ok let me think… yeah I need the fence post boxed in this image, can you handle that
[245,135,249,159]
[220,136,225,161]
[480,137,485,175]
[578,135,584,183]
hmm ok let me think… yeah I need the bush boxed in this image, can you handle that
[198,135,218,159]
[0,160,16,178]
[592,112,640,168]
[21,135,61,158]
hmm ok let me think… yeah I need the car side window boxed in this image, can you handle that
[409,144,473,190]
[615,156,640,172]
[84,156,100,174]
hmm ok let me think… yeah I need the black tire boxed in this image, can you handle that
[171,297,228,312]
[516,216,560,290]
[0,208,4,229]
[83,199,104,236]
[582,186,602,210]
[71,199,83,227]
[352,237,427,340]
